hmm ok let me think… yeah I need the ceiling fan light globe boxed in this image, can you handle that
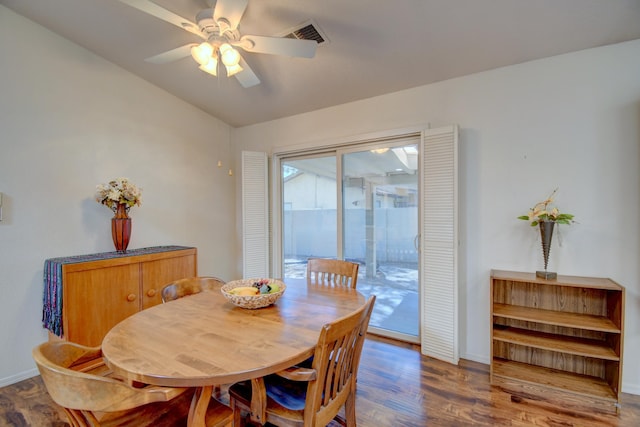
[225,63,243,77]
[219,43,241,66]
[199,57,218,76]
[191,42,214,65]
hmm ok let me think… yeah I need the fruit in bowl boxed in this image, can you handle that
[228,286,259,296]
[251,279,281,294]
[221,279,286,309]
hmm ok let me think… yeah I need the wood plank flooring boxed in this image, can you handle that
[2,335,639,426]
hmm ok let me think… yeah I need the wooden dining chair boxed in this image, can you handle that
[161,276,226,303]
[227,295,376,427]
[33,341,233,427]
[306,258,359,289]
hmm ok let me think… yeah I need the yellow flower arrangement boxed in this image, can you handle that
[518,188,574,226]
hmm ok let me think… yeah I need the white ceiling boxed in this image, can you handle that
[3,0,640,127]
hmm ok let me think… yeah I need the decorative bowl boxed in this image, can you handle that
[221,278,286,309]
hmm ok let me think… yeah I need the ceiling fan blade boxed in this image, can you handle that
[145,44,197,64]
[213,0,248,32]
[237,35,317,58]
[234,57,260,88]
[118,0,206,39]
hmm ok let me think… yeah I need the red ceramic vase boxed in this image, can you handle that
[111,203,131,253]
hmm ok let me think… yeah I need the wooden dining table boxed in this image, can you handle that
[101,279,367,427]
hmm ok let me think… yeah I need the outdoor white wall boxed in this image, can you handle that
[232,39,640,394]
[0,7,235,385]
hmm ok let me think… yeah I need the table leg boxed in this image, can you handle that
[188,385,213,427]
[250,378,267,424]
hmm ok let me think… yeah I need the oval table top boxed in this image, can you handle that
[101,279,367,388]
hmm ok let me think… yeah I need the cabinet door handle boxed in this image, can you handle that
[126,293,137,302]
[146,289,156,297]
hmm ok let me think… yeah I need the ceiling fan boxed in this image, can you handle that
[118,0,318,87]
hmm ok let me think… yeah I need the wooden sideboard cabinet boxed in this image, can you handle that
[44,246,197,347]
[490,269,624,413]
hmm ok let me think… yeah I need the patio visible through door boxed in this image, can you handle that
[280,138,419,341]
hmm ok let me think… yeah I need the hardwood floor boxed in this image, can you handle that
[2,335,639,426]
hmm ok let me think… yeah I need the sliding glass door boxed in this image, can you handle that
[280,139,419,341]
[341,144,419,339]
[282,154,337,279]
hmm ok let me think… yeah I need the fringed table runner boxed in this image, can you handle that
[42,245,193,337]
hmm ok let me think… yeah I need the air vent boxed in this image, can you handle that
[281,20,328,45]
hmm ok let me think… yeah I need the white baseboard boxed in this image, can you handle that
[622,382,640,396]
[461,351,490,365]
[0,368,39,388]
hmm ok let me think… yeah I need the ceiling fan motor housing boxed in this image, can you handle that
[196,9,240,45]
[196,9,220,35]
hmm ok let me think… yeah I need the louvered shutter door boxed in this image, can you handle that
[242,151,269,278]
[420,125,459,364]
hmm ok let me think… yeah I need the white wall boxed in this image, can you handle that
[0,7,236,385]
[232,40,640,394]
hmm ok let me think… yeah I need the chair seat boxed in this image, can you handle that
[265,374,308,411]
[231,374,308,413]
[229,380,307,425]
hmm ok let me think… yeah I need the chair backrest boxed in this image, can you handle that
[32,341,184,414]
[161,276,226,302]
[306,258,359,289]
[306,295,375,426]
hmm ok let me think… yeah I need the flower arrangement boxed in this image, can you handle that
[518,188,575,226]
[95,177,142,212]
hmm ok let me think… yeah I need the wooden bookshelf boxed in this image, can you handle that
[490,270,624,413]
